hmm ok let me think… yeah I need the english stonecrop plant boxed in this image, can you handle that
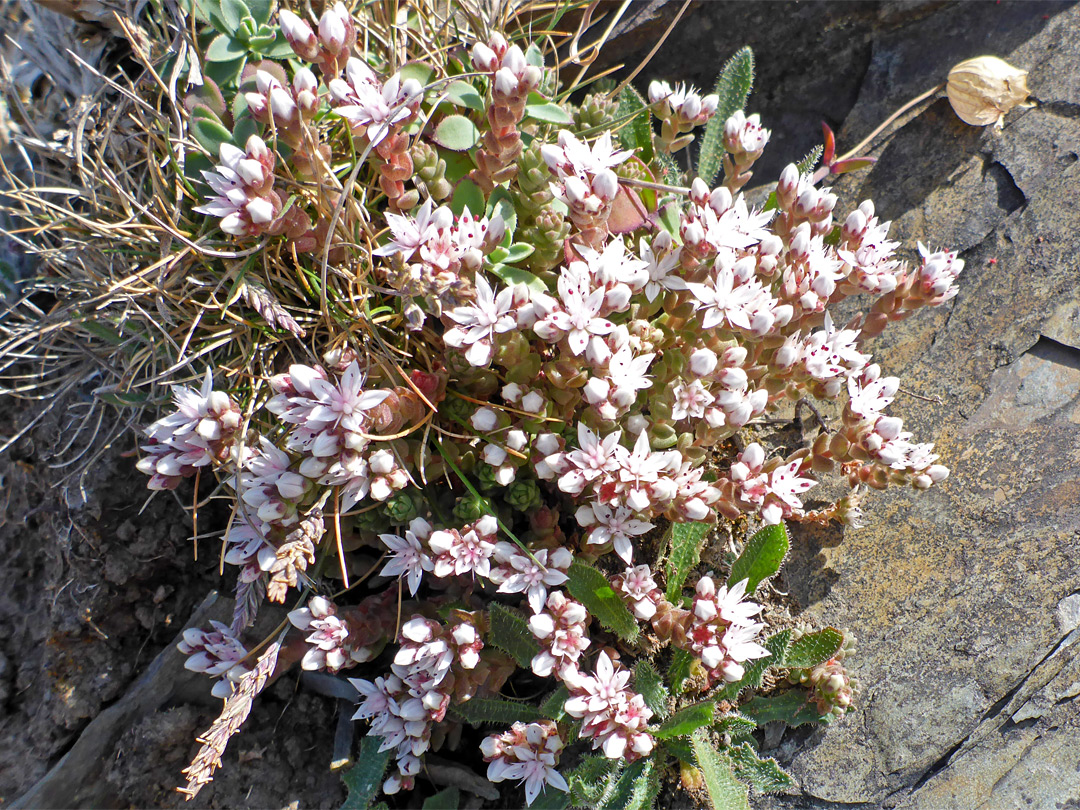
[138,1,960,806]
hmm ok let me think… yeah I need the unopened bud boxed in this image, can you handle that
[280,9,319,61]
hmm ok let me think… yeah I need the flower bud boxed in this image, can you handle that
[689,348,718,377]
[280,9,319,61]
[592,169,619,202]
[947,56,1031,129]
[471,42,498,72]
[690,177,710,206]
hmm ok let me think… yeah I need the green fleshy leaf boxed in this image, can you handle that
[715,630,792,701]
[664,520,712,601]
[616,85,653,162]
[450,696,543,727]
[540,685,569,720]
[219,0,251,30]
[669,648,695,694]
[728,742,795,795]
[246,32,278,51]
[525,41,545,68]
[340,735,392,810]
[399,61,434,87]
[691,730,751,810]
[502,243,534,263]
[727,522,789,594]
[740,691,825,727]
[486,185,517,239]
[191,116,233,155]
[524,101,574,125]
[654,700,715,739]
[263,35,297,58]
[489,603,540,668]
[566,561,639,642]
[206,33,248,62]
[598,757,659,810]
[696,46,755,185]
[445,80,484,111]
[634,660,669,719]
[232,116,260,149]
[785,627,843,669]
[422,786,460,809]
[657,200,681,236]
[433,114,480,151]
[486,263,547,293]
[450,178,485,217]
[245,0,272,25]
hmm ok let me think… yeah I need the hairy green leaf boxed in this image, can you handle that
[634,660,669,719]
[715,712,757,740]
[489,603,540,667]
[568,755,621,807]
[691,730,751,810]
[655,701,715,739]
[615,85,653,162]
[697,46,755,185]
[530,788,571,810]
[715,630,791,701]
[450,696,543,726]
[740,691,825,727]
[566,561,639,641]
[664,520,712,601]
[795,144,824,176]
[727,522,789,594]
[245,0,272,25]
[662,737,695,765]
[540,684,569,720]
[340,735,392,810]
[433,114,479,151]
[422,786,460,809]
[786,627,844,669]
[668,648,695,694]
[728,742,795,795]
[599,757,660,810]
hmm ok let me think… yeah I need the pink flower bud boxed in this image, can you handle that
[245,197,275,225]
[493,67,518,97]
[690,177,710,206]
[318,3,349,55]
[279,9,319,61]
[708,186,733,215]
[502,45,526,76]
[269,86,298,124]
[237,158,265,186]
[778,163,800,198]
[471,42,498,72]
[689,348,718,376]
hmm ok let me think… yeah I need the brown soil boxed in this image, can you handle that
[0,394,343,808]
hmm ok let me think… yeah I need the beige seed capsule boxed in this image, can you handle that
[947,56,1032,128]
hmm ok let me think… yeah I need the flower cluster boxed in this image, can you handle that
[154,9,966,805]
[177,621,249,698]
[649,80,719,153]
[481,721,568,806]
[681,577,770,684]
[136,370,240,490]
[564,652,655,760]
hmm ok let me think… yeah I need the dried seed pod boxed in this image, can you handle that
[947,56,1032,128]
